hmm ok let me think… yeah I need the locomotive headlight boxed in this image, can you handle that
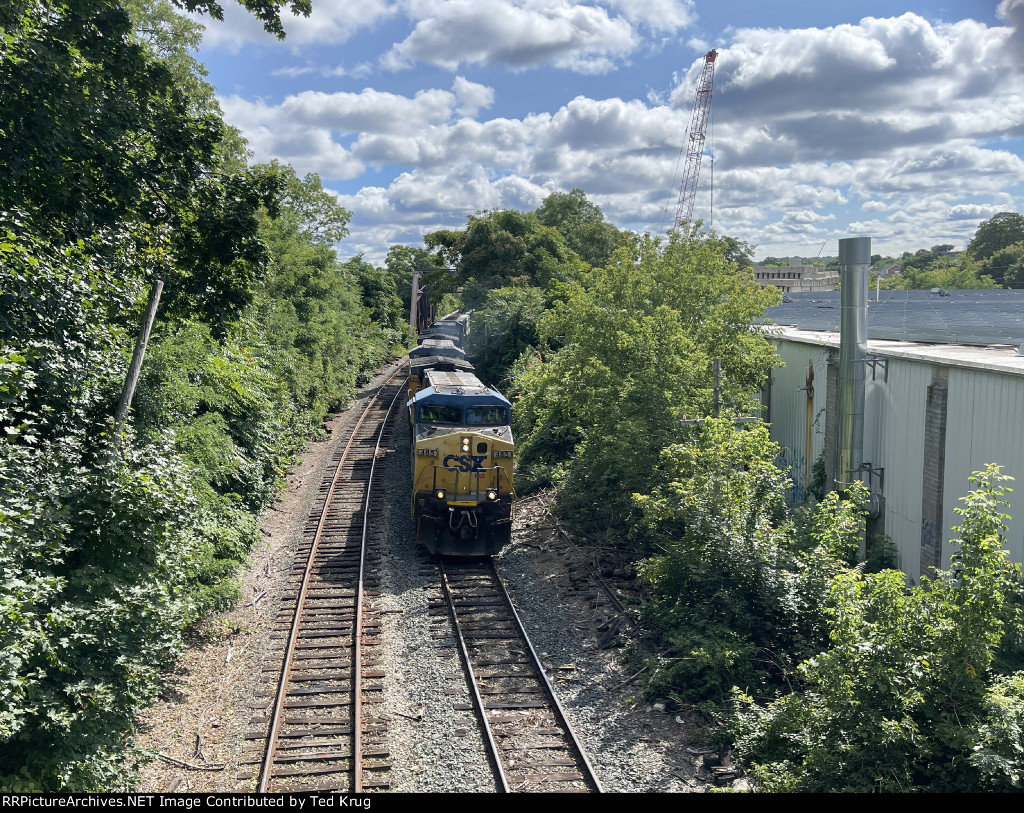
[434,488,447,500]
[461,436,471,453]
[486,489,498,501]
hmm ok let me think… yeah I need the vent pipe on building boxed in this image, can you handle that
[836,236,870,492]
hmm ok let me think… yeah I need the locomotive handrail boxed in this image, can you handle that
[429,464,507,495]
[428,462,499,493]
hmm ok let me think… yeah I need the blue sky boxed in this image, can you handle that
[189,0,1024,263]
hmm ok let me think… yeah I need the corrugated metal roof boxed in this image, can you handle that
[761,289,1024,347]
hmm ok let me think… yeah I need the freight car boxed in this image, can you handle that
[420,311,470,343]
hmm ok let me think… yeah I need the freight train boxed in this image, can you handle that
[407,313,514,556]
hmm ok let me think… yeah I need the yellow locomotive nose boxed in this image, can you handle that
[409,363,514,556]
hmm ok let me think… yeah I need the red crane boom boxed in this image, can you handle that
[674,49,717,228]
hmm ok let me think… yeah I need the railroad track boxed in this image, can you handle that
[438,559,603,793]
[239,367,405,793]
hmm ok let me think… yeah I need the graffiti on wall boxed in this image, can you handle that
[777,446,806,505]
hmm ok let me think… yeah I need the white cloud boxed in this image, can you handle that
[761,210,835,238]
[680,14,1016,125]
[212,11,1024,262]
[998,0,1024,61]
[197,0,699,74]
[604,0,694,32]
[278,87,457,132]
[949,202,1008,221]
[452,76,496,117]
[271,66,315,78]
[383,0,637,73]
[198,0,397,50]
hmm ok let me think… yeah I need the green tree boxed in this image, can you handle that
[255,199,384,412]
[384,245,444,315]
[534,188,621,268]
[720,235,755,269]
[269,161,351,245]
[509,228,780,528]
[0,0,404,791]
[635,421,865,702]
[467,286,546,387]
[886,250,997,290]
[169,0,310,38]
[983,242,1024,288]
[124,0,217,114]
[968,212,1024,263]
[425,209,584,307]
[0,227,206,790]
[342,255,405,335]
[0,0,281,327]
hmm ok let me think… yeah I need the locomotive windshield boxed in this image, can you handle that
[465,406,509,426]
[417,404,509,426]
[418,404,463,423]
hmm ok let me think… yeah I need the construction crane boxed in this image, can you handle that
[674,49,717,228]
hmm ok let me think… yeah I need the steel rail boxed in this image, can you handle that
[353,380,405,792]
[257,367,403,793]
[493,566,603,792]
[441,560,603,793]
[438,560,512,793]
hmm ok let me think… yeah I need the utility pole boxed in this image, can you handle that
[680,358,760,427]
[111,277,163,453]
[409,268,422,337]
[712,357,721,418]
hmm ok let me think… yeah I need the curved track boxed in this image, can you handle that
[239,368,404,793]
[440,560,603,793]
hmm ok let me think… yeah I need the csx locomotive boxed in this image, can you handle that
[407,314,514,556]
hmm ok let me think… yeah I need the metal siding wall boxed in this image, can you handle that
[810,351,829,469]
[873,357,930,581]
[769,339,1024,581]
[768,340,829,502]
[943,368,1024,569]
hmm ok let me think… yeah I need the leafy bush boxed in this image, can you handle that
[730,466,1024,792]
[634,420,865,702]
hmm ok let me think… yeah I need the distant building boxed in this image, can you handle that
[753,258,838,293]
[873,262,901,280]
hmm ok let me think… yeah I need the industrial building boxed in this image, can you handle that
[760,251,1024,583]
[753,258,839,293]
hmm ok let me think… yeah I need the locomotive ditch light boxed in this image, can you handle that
[461,436,471,453]
[486,489,498,501]
[434,488,447,500]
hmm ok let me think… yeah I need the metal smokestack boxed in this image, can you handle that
[836,236,870,491]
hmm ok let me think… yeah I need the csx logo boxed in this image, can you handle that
[443,454,486,472]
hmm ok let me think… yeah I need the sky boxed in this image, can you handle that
[188,0,1024,264]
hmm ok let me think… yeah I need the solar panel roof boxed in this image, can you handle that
[759,289,1024,347]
